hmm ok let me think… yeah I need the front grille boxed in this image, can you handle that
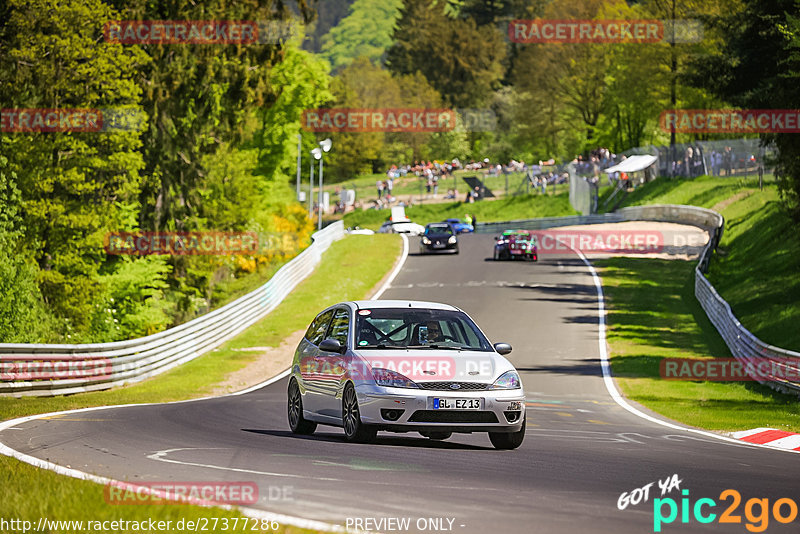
[418,381,489,391]
[408,410,499,423]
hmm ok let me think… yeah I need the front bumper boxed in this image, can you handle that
[420,242,458,253]
[355,385,525,433]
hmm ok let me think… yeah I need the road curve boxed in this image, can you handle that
[2,231,798,533]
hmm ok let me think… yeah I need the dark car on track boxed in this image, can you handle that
[493,230,537,261]
[420,223,459,254]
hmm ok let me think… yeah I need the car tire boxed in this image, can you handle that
[342,383,377,443]
[420,431,452,440]
[488,415,525,450]
[287,379,316,435]
[493,249,498,261]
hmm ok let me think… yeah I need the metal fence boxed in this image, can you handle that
[0,222,345,397]
[477,205,800,396]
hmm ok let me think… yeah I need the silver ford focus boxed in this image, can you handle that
[287,300,526,449]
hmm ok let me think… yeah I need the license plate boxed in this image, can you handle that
[433,398,482,410]
[510,249,522,254]
[433,243,445,248]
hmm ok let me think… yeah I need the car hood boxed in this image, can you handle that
[351,348,516,384]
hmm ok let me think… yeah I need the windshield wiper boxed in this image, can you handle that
[360,343,407,349]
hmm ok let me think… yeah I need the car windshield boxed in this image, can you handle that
[355,308,491,351]
[425,225,453,235]
[505,232,531,239]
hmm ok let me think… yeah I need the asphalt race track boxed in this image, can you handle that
[3,232,798,533]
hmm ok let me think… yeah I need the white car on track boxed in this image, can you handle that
[287,300,526,449]
[377,220,425,236]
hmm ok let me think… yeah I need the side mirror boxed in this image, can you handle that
[319,338,345,354]
[494,343,512,355]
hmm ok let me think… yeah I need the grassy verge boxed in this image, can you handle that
[0,457,320,534]
[343,191,576,230]
[597,257,800,432]
[615,173,800,351]
[0,233,402,533]
[598,173,800,432]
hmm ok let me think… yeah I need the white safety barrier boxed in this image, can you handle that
[0,222,345,397]
[478,205,800,396]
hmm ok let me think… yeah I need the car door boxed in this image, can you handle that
[315,307,350,417]
[299,309,334,414]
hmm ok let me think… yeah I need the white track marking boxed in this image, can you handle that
[371,233,409,300]
[0,424,343,531]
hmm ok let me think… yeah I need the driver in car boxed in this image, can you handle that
[425,321,444,343]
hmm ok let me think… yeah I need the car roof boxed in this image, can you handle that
[350,300,460,311]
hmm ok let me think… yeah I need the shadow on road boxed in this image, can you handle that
[242,429,494,450]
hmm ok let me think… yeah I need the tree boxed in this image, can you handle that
[386,0,507,108]
[0,152,56,342]
[0,0,147,334]
[689,0,800,222]
[320,0,403,71]
[105,0,314,233]
[323,58,446,178]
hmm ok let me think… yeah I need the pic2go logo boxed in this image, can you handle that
[653,489,799,533]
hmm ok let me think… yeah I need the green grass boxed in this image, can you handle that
[598,257,800,432]
[613,173,776,212]
[706,192,800,351]
[613,173,800,351]
[1,455,321,534]
[343,191,576,230]
[0,233,401,533]
[597,172,800,432]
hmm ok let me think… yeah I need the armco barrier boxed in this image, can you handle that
[0,222,345,397]
[478,205,800,396]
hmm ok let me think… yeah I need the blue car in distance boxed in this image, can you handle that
[444,218,474,234]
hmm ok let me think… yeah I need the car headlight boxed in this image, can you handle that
[372,368,419,388]
[489,370,522,390]
[448,235,457,244]
[422,237,431,244]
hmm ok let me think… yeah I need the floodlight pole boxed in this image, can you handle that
[296,134,302,200]
[318,156,324,230]
[308,158,314,217]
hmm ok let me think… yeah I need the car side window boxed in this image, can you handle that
[305,310,334,346]
[326,308,350,347]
